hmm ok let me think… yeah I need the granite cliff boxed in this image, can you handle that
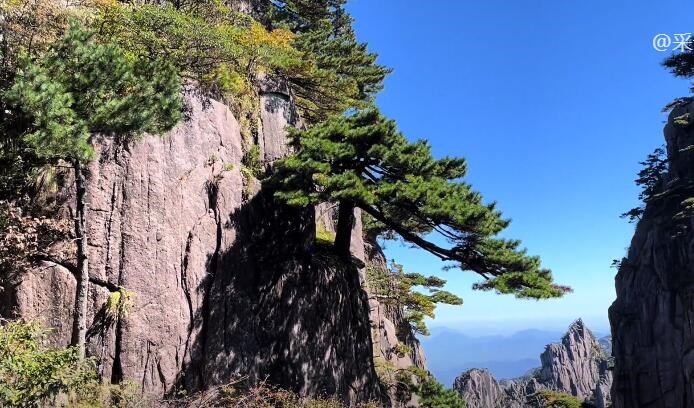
[453,320,611,408]
[609,99,694,407]
[0,75,426,405]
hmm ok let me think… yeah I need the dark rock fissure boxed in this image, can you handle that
[194,177,224,388]
[180,231,195,364]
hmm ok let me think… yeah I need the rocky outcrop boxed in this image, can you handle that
[609,100,694,407]
[453,320,611,408]
[453,369,546,408]
[538,320,610,402]
[364,239,427,407]
[1,87,386,404]
[315,204,428,407]
[454,369,505,408]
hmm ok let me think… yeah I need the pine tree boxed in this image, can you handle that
[367,261,463,336]
[663,37,694,85]
[271,109,569,299]
[417,376,467,408]
[269,0,391,123]
[621,146,668,223]
[7,20,182,359]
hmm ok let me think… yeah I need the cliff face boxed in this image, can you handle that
[315,205,428,407]
[364,238,428,406]
[609,100,694,408]
[453,369,505,408]
[538,320,611,403]
[453,320,611,408]
[0,81,395,404]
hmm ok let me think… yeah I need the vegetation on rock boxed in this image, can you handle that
[0,0,561,404]
[367,261,462,335]
[527,390,583,408]
[663,36,694,90]
[620,146,669,222]
[7,20,183,359]
[271,109,569,299]
[267,0,391,124]
[0,320,99,407]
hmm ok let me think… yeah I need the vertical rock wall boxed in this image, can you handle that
[2,87,384,404]
[609,100,694,408]
[315,203,429,407]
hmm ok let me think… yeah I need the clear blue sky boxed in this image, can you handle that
[347,0,694,335]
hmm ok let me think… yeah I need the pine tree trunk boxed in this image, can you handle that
[334,200,355,260]
[72,159,89,360]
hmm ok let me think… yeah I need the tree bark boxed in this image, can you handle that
[333,199,355,260]
[71,159,89,360]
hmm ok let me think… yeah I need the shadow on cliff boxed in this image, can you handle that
[174,185,384,403]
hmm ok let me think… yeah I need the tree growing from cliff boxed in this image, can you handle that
[367,261,463,335]
[663,36,694,89]
[417,377,467,408]
[7,21,182,359]
[268,0,391,123]
[271,109,569,299]
[621,146,668,222]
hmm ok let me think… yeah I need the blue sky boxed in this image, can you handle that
[347,0,694,335]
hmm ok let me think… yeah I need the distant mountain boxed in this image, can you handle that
[420,327,563,386]
[453,320,612,408]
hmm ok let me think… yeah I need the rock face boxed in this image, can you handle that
[0,87,388,404]
[454,369,505,408]
[609,100,694,407]
[314,205,428,407]
[364,239,427,406]
[538,320,611,402]
[453,320,611,408]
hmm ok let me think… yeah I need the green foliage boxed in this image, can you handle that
[395,368,465,408]
[243,144,264,178]
[621,146,668,223]
[240,166,258,202]
[95,1,304,140]
[7,20,182,163]
[392,343,412,357]
[367,262,462,336]
[269,0,391,123]
[663,37,694,92]
[105,288,136,320]
[0,0,72,202]
[271,109,568,299]
[316,222,336,245]
[417,377,466,408]
[528,390,582,408]
[95,1,300,91]
[0,320,99,407]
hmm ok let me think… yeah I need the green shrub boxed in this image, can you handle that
[528,390,582,408]
[242,144,264,178]
[315,222,336,245]
[0,320,99,407]
[417,376,466,408]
